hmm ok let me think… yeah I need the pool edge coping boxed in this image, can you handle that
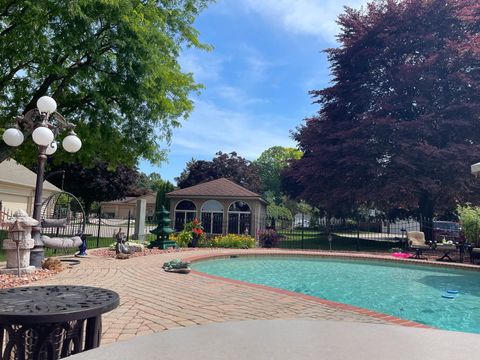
[182,251,452,330]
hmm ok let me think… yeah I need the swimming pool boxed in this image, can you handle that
[192,256,480,333]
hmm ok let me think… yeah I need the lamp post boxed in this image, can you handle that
[2,96,82,267]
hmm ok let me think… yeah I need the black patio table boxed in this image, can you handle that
[0,285,119,360]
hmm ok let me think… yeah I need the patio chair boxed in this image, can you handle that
[407,231,432,259]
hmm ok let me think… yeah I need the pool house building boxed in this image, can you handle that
[166,178,267,238]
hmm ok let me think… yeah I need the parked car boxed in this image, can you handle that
[433,221,464,243]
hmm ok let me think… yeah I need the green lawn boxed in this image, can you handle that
[277,231,402,252]
[0,231,399,262]
[0,235,126,262]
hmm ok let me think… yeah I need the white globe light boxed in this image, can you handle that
[36,96,57,114]
[2,128,24,147]
[45,141,57,155]
[32,126,54,146]
[62,134,82,153]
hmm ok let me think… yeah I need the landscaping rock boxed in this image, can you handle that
[42,258,63,271]
[116,253,130,260]
[128,243,145,253]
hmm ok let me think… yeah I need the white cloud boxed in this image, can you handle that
[237,43,277,83]
[215,85,269,107]
[170,99,296,160]
[240,0,368,42]
[179,51,226,82]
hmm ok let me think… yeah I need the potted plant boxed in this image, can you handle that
[184,218,204,247]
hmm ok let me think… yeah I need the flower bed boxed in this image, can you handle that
[0,269,62,289]
[89,246,194,259]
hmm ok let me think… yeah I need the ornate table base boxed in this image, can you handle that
[0,316,101,360]
[0,286,118,360]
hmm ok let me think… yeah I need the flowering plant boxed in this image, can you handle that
[191,218,204,236]
[184,218,204,247]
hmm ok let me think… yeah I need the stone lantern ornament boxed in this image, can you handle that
[1,210,38,275]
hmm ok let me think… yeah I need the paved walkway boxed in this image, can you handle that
[35,249,476,345]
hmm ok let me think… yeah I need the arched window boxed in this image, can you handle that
[228,201,251,235]
[174,200,196,230]
[201,200,223,234]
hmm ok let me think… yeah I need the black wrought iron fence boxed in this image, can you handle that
[264,215,437,252]
[90,206,160,243]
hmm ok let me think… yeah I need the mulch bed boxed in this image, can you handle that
[89,247,196,259]
[0,269,62,289]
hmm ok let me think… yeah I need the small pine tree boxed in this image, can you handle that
[154,181,175,216]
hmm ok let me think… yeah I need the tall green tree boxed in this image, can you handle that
[0,0,212,166]
[155,181,175,214]
[254,146,302,203]
[137,172,173,193]
[284,0,480,219]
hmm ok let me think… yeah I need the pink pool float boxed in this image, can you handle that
[392,252,411,259]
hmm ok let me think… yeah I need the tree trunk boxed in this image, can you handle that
[418,192,435,241]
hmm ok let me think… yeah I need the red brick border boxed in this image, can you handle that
[184,252,434,329]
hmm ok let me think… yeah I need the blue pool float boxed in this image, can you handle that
[446,290,459,294]
[442,294,455,299]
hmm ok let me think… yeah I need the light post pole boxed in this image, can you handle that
[2,96,82,267]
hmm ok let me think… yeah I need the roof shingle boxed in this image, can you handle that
[0,159,60,192]
[167,178,261,198]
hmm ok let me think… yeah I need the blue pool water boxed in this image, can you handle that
[192,257,480,333]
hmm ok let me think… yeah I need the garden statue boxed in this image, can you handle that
[163,259,191,274]
[114,228,132,255]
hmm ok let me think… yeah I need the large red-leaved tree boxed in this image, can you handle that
[283,0,480,219]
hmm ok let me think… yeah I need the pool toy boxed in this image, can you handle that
[392,252,410,259]
[442,294,455,299]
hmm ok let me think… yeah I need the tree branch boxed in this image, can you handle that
[0,4,26,36]
[0,0,18,18]
[0,61,31,87]
[22,74,60,114]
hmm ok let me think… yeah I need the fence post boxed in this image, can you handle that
[356,215,360,251]
[326,213,332,251]
[96,206,101,248]
[420,214,423,234]
[133,199,146,241]
[301,213,305,250]
[126,210,131,241]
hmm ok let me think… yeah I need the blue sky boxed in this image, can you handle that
[139,0,367,183]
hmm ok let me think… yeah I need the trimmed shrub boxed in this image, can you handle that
[257,229,281,248]
[211,234,256,249]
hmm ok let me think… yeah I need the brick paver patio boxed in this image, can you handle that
[33,249,469,345]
